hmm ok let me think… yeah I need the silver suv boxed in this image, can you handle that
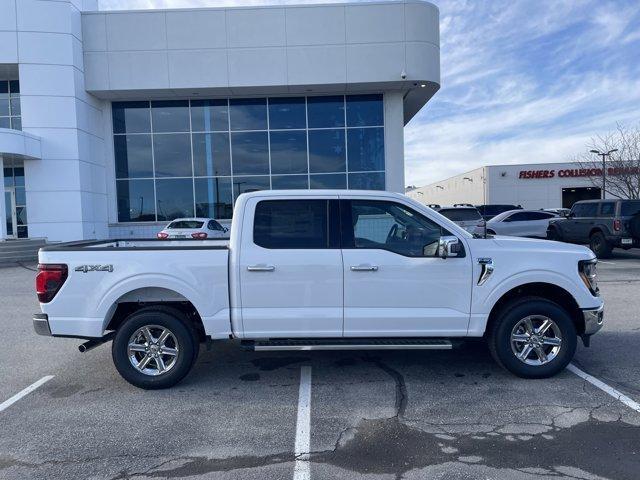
[547,199,640,258]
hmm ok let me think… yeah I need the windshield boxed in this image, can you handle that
[438,208,481,221]
[168,221,204,229]
[621,201,640,216]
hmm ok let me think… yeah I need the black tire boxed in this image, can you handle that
[487,297,577,379]
[112,306,198,389]
[589,231,613,258]
[547,227,560,241]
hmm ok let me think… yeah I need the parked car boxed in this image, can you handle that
[474,210,558,238]
[157,218,228,240]
[476,204,523,220]
[547,199,640,258]
[34,190,603,389]
[436,206,483,233]
[544,208,570,217]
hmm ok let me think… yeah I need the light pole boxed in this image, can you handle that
[590,149,618,199]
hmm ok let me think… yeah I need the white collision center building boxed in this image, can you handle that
[0,0,440,242]
[408,162,608,210]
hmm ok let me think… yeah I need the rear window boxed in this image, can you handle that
[254,200,331,249]
[572,203,598,217]
[480,205,520,216]
[168,221,204,229]
[438,208,481,221]
[621,201,640,216]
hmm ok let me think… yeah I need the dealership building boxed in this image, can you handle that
[0,0,440,242]
[408,162,609,210]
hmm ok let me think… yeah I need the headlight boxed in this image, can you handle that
[579,259,599,296]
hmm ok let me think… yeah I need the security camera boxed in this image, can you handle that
[400,70,407,79]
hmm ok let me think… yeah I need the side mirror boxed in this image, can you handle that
[438,236,461,259]
[568,212,575,218]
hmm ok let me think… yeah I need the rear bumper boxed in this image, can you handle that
[33,313,52,336]
[606,235,639,248]
[582,304,604,335]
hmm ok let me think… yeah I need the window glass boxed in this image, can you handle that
[581,203,598,217]
[307,96,345,128]
[3,168,12,187]
[347,127,384,171]
[114,135,153,178]
[346,94,383,127]
[153,134,192,177]
[231,132,269,175]
[15,187,26,206]
[17,225,28,238]
[208,220,224,231]
[308,129,346,173]
[192,132,231,177]
[232,175,270,200]
[151,100,190,133]
[438,208,481,221]
[272,174,309,190]
[9,80,19,94]
[112,101,150,134]
[230,98,267,131]
[10,117,21,130]
[155,178,194,221]
[13,167,24,186]
[599,202,615,217]
[194,177,233,219]
[348,172,385,190]
[10,97,20,116]
[169,220,203,229]
[310,173,346,189]
[116,179,156,221]
[268,97,306,130]
[270,131,308,174]
[254,200,328,249]
[16,205,27,225]
[0,117,9,129]
[191,99,228,132]
[348,200,444,257]
[0,97,9,116]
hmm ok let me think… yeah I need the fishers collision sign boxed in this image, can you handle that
[519,167,640,179]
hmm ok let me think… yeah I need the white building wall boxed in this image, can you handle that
[407,167,485,206]
[5,0,108,242]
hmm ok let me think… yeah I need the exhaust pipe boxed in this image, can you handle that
[78,332,115,353]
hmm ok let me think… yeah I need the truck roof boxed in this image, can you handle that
[237,189,407,200]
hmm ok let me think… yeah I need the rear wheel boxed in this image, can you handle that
[547,227,560,241]
[488,297,577,378]
[589,231,613,258]
[112,307,198,389]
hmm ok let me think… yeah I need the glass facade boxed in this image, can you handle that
[0,80,21,131]
[113,94,385,222]
[3,161,28,238]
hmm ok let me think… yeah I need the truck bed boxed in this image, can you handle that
[38,239,231,339]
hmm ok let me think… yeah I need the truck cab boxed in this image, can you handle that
[35,190,604,389]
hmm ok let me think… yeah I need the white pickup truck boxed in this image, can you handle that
[34,190,604,389]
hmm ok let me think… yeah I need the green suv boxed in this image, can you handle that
[547,199,640,258]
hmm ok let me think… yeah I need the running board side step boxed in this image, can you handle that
[241,338,453,351]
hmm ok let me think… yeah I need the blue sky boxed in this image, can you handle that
[98,0,640,186]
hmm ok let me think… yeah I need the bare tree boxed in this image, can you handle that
[575,124,640,199]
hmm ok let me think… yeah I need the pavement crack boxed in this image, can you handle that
[364,356,408,418]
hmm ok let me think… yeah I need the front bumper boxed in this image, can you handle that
[33,313,52,336]
[582,304,604,335]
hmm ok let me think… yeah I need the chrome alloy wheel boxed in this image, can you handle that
[127,325,179,376]
[510,315,562,366]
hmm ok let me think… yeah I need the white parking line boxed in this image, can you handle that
[568,364,640,413]
[294,366,312,480]
[0,376,54,413]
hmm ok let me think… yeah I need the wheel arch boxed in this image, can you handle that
[485,282,585,336]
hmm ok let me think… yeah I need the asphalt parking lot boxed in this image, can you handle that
[1,251,640,480]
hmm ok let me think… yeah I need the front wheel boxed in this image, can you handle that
[488,297,577,378]
[112,307,198,389]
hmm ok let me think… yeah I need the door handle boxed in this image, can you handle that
[247,265,275,272]
[350,265,378,272]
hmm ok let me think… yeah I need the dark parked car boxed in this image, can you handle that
[476,204,523,220]
[547,199,640,258]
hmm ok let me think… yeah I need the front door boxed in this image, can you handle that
[341,199,473,337]
[239,196,343,338]
[4,188,16,239]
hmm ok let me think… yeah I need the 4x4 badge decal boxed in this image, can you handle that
[75,265,113,273]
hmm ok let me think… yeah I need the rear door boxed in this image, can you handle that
[238,197,343,337]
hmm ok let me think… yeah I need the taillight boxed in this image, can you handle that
[157,232,169,239]
[191,232,208,239]
[613,220,621,231]
[36,264,68,303]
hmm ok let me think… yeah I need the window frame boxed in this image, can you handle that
[252,199,340,250]
[340,199,458,258]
